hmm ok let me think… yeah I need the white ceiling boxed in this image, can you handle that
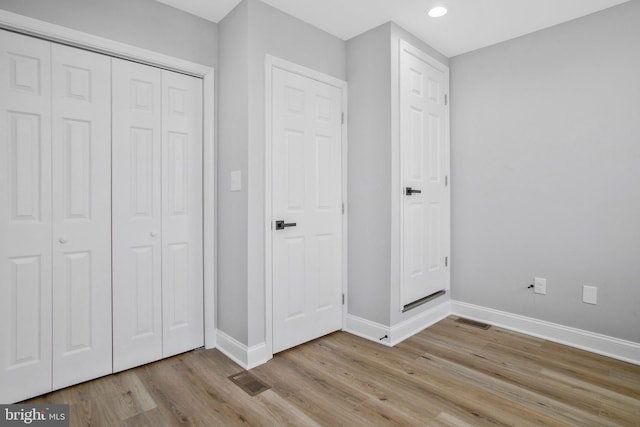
[155,0,630,57]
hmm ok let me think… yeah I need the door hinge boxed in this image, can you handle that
[445,175,448,187]
[342,202,345,214]
[444,94,448,106]
[342,293,345,305]
[341,112,345,124]
[445,256,449,267]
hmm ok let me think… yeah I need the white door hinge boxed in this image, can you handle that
[445,175,448,187]
[342,293,345,305]
[341,112,345,124]
[444,94,448,106]
[342,202,345,214]
[445,256,449,267]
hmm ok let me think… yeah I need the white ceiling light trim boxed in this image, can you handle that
[428,6,448,18]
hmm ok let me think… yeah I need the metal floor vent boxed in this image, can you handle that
[228,371,271,396]
[455,317,491,330]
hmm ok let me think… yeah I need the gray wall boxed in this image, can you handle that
[346,23,393,325]
[347,23,391,325]
[450,1,640,343]
[217,1,249,344]
[217,0,346,347]
[0,0,218,67]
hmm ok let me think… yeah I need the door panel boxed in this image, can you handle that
[400,44,449,307]
[112,59,163,372]
[272,67,343,353]
[51,43,112,389]
[0,30,53,403]
[161,70,203,357]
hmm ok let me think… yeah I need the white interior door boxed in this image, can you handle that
[161,70,204,357]
[400,42,450,308]
[0,30,53,404]
[51,44,112,388]
[112,59,163,372]
[271,66,343,353]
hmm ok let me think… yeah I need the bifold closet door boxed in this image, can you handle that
[112,60,203,371]
[0,31,112,402]
[0,30,53,404]
[112,59,163,372]
[161,70,203,358]
[50,44,112,390]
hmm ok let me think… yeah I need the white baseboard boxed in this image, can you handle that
[215,331,272,370]
[344,314,393,346]
[345,300,451,347]
[389,300,452,346]
[451,301,640,366]
[218,300,639,369]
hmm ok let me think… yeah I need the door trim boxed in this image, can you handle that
[0,9,217,349]
[265,55,348,358]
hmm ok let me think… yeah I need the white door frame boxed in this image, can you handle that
[265,55,348,358]
[0,10,217,349]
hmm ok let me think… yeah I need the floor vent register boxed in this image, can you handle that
[228,371,271,396]
[455,317,491,330]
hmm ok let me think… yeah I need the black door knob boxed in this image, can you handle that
[275,220,297,230]
[405,187,422,196]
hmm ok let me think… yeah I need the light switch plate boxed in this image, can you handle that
[534,277,547,295]
[583,285,597,305]
[230,170,242,192]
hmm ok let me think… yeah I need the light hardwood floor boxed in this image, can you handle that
[27,316,640,426]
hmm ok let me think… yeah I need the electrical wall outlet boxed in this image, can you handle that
[583,285,598,305]
[230,170,242,192]
[534,277,547,295]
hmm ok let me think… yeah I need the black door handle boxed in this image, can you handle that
[275,220,297,230]
[405,187,422,196]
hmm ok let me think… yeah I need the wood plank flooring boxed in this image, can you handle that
[27,316,640,426]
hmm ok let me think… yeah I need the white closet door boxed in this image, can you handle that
[0,31,52,404]
[112,59,163,372]
[161,70,204,357]
[51,44,112,389]
[400,42,450,307]
[271,67,343,353]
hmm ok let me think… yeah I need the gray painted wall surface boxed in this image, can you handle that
[450,1,640,343]
[217,1,249,344]
[346,23,392,325]
[0,0,218,67]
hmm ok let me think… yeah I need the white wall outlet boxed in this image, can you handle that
[534,277,547,295]
[230,170,242,192]
[583,285,598,305]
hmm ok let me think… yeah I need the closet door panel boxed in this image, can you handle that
[112,59,163,372]
[161,71,204,357]
[51,44,112,389]
[0,30,53,404]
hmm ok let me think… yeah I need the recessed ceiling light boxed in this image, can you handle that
[428,6,448,18]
